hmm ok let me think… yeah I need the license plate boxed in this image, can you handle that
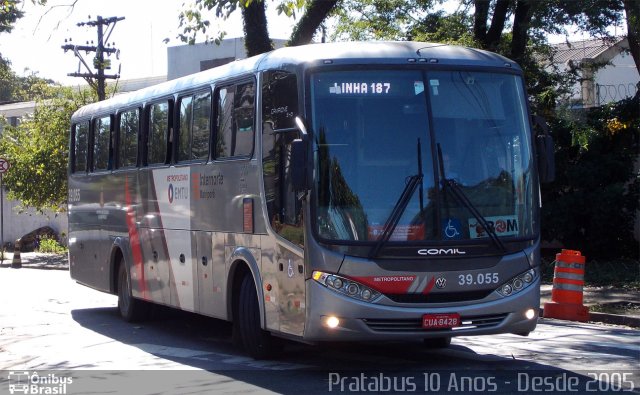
[422,313,461,329]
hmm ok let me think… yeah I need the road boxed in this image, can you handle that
[1,268,638,394]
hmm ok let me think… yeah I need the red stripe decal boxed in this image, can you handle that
[422,276,436,294]
[350,275,416,294]
[125,176,147,298]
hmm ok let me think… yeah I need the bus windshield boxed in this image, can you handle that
[311,69,535,246]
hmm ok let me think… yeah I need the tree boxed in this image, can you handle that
[334,1,627,65]
[623,0,640,73]
[0,0,48,33]
[541,95,639,259]
[178,0,339,57]
[0,85,98,213]
[0,56,55,102]
[1,0,26,33]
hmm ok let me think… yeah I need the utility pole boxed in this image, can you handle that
[62,15,125,101]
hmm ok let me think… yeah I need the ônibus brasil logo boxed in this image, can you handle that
[8,371,73,394]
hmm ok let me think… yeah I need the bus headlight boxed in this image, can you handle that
[496,268,538,297]
[312,271,381,302]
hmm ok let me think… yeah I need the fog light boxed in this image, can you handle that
[525,308,536,320]
[502,284,513,295]
[333,278,343,289]
[362,289,372,300]
[523,272,533,283]
[325,316,340,328]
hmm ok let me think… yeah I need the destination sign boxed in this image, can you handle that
[329,82,391,95]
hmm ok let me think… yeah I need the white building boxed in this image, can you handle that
[167,37,287,80]
[550,37,639,108]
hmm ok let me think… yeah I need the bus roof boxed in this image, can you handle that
[71,41,519,121]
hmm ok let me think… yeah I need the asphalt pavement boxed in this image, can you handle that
[2,251,639,327]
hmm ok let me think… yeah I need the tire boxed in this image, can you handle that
[117,262,150,322]
[237,274,282,359]
[423,337,452,349]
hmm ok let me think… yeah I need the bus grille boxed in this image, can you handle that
[384,290,493,304]
[363,314,507,333]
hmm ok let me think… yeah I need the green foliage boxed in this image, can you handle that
[541,257,640,288]
[37,236,67,254]
[541,95,640,259]
[0,85,99,213]
[0,54,55,102]
[0,0,25,34]
[332,0,437,42]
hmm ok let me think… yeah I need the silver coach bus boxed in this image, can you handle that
[68,42,554,358]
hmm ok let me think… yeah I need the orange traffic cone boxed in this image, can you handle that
[543,249,589,322]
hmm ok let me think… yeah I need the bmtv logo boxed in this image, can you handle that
[8,371,73,394]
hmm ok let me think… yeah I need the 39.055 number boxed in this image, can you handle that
[458,273,499,286]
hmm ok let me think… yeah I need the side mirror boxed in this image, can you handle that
[532,115,556,184]
[290,138,307,191]
[536,134,556,183]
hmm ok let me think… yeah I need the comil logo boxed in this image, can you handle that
[8,371,73,394]
[418,248,466,256]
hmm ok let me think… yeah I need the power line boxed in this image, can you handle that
[61,15,125,101]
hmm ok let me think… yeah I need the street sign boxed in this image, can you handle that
[0,157,9,174]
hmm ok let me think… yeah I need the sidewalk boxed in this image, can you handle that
[541,284,640,327]
[2,252,639,327]
[0,251,69,270]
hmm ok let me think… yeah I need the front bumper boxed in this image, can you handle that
[303,277,539,341]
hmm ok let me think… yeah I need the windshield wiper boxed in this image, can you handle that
[368,138,425,259]
[368,173,422,259]
[437,144,505,252]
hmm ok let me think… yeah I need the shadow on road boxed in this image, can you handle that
[69,307,630,394]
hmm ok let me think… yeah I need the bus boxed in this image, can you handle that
[68,41,554,358]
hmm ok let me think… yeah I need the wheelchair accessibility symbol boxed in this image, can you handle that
[442,218,462,240]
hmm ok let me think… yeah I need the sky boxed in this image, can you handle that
[1,0,295,85]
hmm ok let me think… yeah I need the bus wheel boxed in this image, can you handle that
[423,337,452,349]
[238,274,281,359]
[117,262,149,322]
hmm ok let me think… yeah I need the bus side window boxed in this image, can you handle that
[93,115,112,172]
[177,90,211,162]
[72,121,89,173]
[118,108,139,168]
[261,70,303,246]
[178,95,193,161]
[215,81,255,159]
[147,101,170,165]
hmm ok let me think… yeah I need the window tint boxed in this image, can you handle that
[262,71,303,246]
[216,81,255,159]
[73,122,89,173]
[262,70,298,130]
[148,101,169,165]
[177,91,211,162]
[93,116,111,171]
[119,109,139,168]
[178,96,193,161]
[192,91,211,159]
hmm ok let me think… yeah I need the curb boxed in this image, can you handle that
[0,263,69,270]
[539,307,640,328]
